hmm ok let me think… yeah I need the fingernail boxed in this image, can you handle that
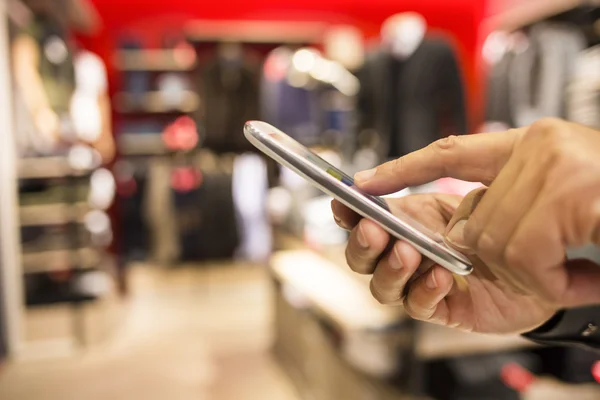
[426,269,438,290]
[357,224,369,249]
[445,220,469,249]
[388,246,403,270]
[354,168,376,183]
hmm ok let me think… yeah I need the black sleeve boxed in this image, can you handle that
[522,306,600,352]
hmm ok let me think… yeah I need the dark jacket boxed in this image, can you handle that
[528,247,600,352]
[197,57,260,154]
[356,37,467,160]
[524,307,600,352]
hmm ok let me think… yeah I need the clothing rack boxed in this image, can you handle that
[17,158,102,348]
[483,0,599,32]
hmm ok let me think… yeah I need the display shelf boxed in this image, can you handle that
[117,133,167,156]
[185,20,325,44]
[271,250,404,332]
[114,48,197,71]
[113,91,200,114]
[18,157,92,180]
[26,292,97,308]
[21,248,101,274]
[19,202,89,227]
[273,246,536,360]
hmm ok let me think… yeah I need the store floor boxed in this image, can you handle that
[0,263,300,400]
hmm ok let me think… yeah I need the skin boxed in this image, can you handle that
[333,118,600,334]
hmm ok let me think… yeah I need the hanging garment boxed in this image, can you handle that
[232,153,272,263]
[12,15,76,155]
[172,166,239,261]
[260,47,321,145]
[484,50,515,129]
[117,37,151,102]
[118,167,150,262]
[356,37,467,160]
[143,157,179,265]
[509,23,587,127]
[198,57,260,154]
[567,45,600,129]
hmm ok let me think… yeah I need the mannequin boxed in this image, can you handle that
[381,13,426,60]
[356,12,467,161]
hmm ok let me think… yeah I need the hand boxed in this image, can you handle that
[348,118,600,326]
[332,192,556,334]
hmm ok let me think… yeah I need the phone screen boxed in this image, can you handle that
[270,132,391,211]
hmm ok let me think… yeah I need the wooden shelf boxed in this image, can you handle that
[18,157,92,180]
[113,91,200,114]
[114,49,197,72]
[117,133,168,156]
[22,248,101,274]
[185,20,325,44]
[19,202,89,227]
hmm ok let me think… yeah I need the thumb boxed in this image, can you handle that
[443,187,487,254]
[562,259,600,308]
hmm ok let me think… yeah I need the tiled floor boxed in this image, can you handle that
[0,263,300,400]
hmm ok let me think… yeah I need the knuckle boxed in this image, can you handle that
[476,232,501,258]
[403,296,433,321]
[462,220,480,249]
[369,280,388,305]
[503,242,525,269]
[345,246,360,272]
[433,135,460,152]
[528,118,572,148]
[389,156,405,176]
[402,297,418,318]
[345,243,374,275]
[528,117,564,136]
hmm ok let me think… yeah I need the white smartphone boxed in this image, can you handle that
[244,121,472,275]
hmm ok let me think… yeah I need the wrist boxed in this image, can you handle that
[523,310,566,336]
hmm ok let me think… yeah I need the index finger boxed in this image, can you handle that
[354,128,525,196]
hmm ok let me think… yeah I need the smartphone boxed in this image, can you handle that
[244,121,472,275]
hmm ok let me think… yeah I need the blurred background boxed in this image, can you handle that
[0,0,599,399]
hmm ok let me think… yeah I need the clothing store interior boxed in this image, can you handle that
[1,0,600,399]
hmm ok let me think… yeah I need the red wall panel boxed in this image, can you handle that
[81,0,486,128]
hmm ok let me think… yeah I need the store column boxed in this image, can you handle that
[0,0,24,359]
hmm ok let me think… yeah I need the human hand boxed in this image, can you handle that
[332,191,556,334]
[346,119,600,328]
